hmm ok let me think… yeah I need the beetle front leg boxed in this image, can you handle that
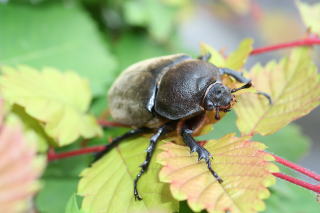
[219,68,272,104]
[181,128,223,183]
[134,122,175,200]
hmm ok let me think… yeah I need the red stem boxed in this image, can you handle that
[272,154,320,181]
[273,172,320,193]
[47,146,104,161]
[97,119,129,128]
[46,145,320,193]
[250,37,320,55]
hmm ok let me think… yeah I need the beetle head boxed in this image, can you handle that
[202,82,234,120]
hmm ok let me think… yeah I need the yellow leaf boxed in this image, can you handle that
[157,134,277,213]
[78,137,178,213]
[200,43,226,68]
[225,38,253,70]
[234,48,320,135]
[296,0,320,35]
[201,38,253,70]
[0,65,102,146]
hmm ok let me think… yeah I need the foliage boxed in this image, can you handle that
[158,135,277,213]
[0,0,319,213]
[0,102,45,212]
[234,48,320,135]
[0,66,102,146]
[296,0,320,35]
[78,137,178,213]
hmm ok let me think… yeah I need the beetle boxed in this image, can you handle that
[94,53,272,200]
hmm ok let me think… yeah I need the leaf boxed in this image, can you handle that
[225,38,253,70]
[253,124,310,162]
[201,38,253,70]
[0,65,103,146]
[123,0,175,41]
[36,154,91,213]
[78,137,178,213]
[234,48,320,135]
[263,180,320,213]
[0,115,45,212]
[157,134,278,213]
[65,194,83,213]
[296,0,320,35]
[0,3,117,95]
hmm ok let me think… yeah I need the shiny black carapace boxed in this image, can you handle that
[94,53,271,200]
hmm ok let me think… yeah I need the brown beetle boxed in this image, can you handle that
[94,53,271,200]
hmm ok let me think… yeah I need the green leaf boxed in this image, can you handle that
[296,0,320,35]
[123,0,175,41]
[65,194,83,213]
[78,137,178,213]
[253,124,311,162]
[0,3,117,95]
[0,66,102,146]
[113,32,170,72]
[36,154,90,213]
[263,180,320,213]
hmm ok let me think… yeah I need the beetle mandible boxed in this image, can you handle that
[94,53,272,200]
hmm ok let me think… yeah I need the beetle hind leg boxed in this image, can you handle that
[134,122,176,200]
[181,128,223,183]
[93,127,151,163]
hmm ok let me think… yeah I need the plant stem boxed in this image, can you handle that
[250,37,320,55]
[273,172,320,193]
[272,154,320,181]
[97,119,129,128]
[47,146,104,161]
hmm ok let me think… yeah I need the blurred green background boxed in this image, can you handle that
[0,0,319,212]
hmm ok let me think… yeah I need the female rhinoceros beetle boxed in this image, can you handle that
[94,53,272,200]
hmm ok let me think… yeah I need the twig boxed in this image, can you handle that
[97,119,129,128]
[47,146,104,162]
[250,37,320,55]
[272,154,320,181]
[273,172,320,193]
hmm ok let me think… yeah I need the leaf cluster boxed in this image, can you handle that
[0,0,320,213]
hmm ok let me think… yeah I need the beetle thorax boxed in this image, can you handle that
[202,82,233,112]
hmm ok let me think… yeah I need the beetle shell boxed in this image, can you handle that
[155,60,221,120]
[108,53,222,128]
[108,54,191,127]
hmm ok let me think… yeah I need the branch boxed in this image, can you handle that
[273,172,320,193]
[250,37,320,55]
[47,146,104,162]
[97,119,129,128]
[272,154,320,181]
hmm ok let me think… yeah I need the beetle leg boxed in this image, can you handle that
[198,53,212,62]
[219,68,273,105]
[181,128,223,184]
[134,122,175,201]
[93,127,151,162]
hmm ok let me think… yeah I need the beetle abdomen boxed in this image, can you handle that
[108,54,191,127]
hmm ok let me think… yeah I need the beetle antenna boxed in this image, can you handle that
[231,81,252,93]
[215,107,220,120]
